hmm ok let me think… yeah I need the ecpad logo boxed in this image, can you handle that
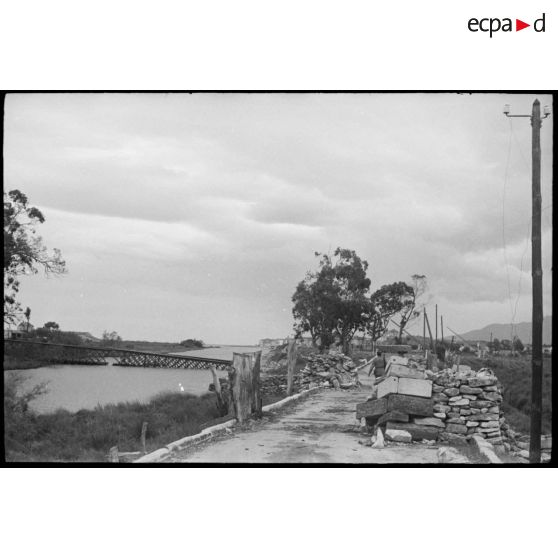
[468,13,546,37]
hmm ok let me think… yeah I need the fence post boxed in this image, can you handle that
[140,422,148,454]
[109,446,119,463]
[286,339,297,396]
[230,351,262,423]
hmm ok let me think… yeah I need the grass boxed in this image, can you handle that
[4,370,292,463]
[4,371,227,462]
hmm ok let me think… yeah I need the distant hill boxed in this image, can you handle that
[459,316,552,345]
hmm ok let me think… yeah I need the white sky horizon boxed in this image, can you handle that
[4,93,553,345]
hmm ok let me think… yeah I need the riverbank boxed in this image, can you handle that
[4,369,289,462]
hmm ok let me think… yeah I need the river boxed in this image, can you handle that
[6,345,261,414]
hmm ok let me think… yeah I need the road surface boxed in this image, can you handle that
[166,372,440,464]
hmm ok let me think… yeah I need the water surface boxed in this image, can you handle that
[6,345,261,414]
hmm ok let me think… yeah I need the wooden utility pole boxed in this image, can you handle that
[530,99,543,464]
[423,308,426,350]
[424,311,434,350]
[503,98,549,463]
[441,315,444,344]
[435,304,438,352]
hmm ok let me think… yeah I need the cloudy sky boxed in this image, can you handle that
[4,93,553,344]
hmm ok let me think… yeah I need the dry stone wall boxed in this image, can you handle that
[356,355,520,455]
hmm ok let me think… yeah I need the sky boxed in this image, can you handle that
[4,93,553,344]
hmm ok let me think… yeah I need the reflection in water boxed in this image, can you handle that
[7,345,260,414]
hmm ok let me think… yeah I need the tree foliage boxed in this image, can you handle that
[180,339,204,348]
[101,330,122,346]
[395,274,427,342]
[4,189,66,325]
[292,248,372,352]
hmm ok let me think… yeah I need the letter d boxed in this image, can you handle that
[534,13,545,32]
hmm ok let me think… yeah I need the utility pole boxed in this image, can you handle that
[435,304,438,352]
[423,308,426,350]
[504,99,550,464]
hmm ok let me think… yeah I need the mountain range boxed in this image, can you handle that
[459,316,552,345]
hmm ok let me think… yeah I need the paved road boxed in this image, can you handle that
[167,373,440,464]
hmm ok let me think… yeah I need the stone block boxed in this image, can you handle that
[433,412,446,419]
[450,398,470,406]
[480,392,503,402]
[386,394,433,417]
[385,428,413,443]
[459,408,472,415]
[433,403,451,413]
[474,413,500,422]
[462,394,478,400]
[447,417,466,424]
[483,385,499,392]
[397,377,432,398]
[377,410,409,426]
[413,417,445,428]
[445,423,468,435]
[468,377,496,388]
[377,376,399,399]
[466,421,480,427]
[386,421,439,441]
[459,385,483,395]
[470,400,492,409]
[433,393,449,403]
[443,387,460,397]
[386,364,425,380]
[356,398,387,419]
[479,420,500,429]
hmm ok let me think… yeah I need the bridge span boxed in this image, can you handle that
[4,339,231,370]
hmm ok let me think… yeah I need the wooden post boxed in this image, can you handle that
[424,310,434,350]
[435,304,438,352]
[441,315,444,344]
[210,366,228,415]
[230,351,262,423]
[109,446,119,463]
[251,351,262,419]
[286,339,297,396]
[423,308,426,350]
[140,422,148,454]
[456,355,461,373]
[530,99,543,464]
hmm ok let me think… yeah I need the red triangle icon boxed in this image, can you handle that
[516,19,530,31]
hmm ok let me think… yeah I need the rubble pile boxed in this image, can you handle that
[356,355,519,453]
[431,366,508,447]
[299,351,359,389]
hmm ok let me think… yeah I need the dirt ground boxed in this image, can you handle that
[166,372,441,464]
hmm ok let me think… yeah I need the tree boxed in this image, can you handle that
[395,274,427,343]
[292,248,372,353]
[24,307,31,332]
[180,339,204,348]
[513,336,524,353]
[366,282,412,348]
[102,330,122,346]
[44,321,60,331]
[4,189,65,325]
[493,338,501,352]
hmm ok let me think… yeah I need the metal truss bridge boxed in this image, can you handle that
[4,339,231,370]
